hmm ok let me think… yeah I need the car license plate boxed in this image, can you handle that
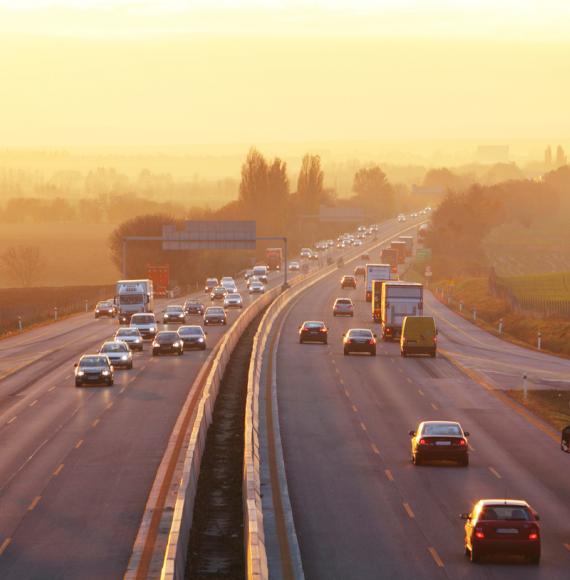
[496,528,518,534]
[435,441,451,446]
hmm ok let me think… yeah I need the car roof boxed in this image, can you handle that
[335,297,353,302]
[166,304,183,309]
[347,328,373,334]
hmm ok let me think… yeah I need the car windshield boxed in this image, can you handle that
[158,332,178,341]
[132,315,154,324]
[186,301,200,306]
[479,506,531,521]
[101,343,127,352]
[305,322,324,329]
[349,330,372,337]
[98,302,112,307]
[117,329,138,336]
[207,279,218,284]
[207,308,224,314]
[213,287,225,292]
[227,294,240,299]
[336,299,352,305]
[423,424,462,436]
[179,327,203,335]
[80,357,108,367]
[166,306,183,312]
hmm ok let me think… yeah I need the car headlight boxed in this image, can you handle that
[197,337,204,342]
[102,370,110,376]
[77,370,85,376]
[95,309,100,313]
[121,355,128,360]
[173,341,180,347]
[150,326,156,332]
[135,338,141,342]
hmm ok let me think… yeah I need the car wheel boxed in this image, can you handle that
[413,453,422,466]
[431,350,437,358]
[528,554,540,565]
[299,338,304,344]
[128,362,133,369]
[371,349,376,356]
[401,350,406,357]
[469,545,480,563]
[460,456,469,467]
[323,339,328,345]
[344,349,349,356]
[75,381,82,387]
[108,379,114,386]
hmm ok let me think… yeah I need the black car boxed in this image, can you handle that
[163,305,186,324]
[152,331,184,356]
[299,321,328,344]
[94,301,117,318]
[178,325,207,350]
[184,300,205,315]
[204,307,227,326]
[409,421,469,466]
[204,278,219,293]
[343,328,376,355]
[74,354,114,387]
[210,286,228,302]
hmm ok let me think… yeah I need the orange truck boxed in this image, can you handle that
[147,265,169,298]
[266,247,283,271]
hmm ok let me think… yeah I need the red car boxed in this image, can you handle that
[461,499,541,564]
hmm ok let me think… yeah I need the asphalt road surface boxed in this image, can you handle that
[276,261,570,579]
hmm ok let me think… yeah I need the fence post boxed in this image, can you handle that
[537,331,542,350]
[54,307,58,321]
[85,300,89,313]
[18,316,23,332]
[523,373,528,401]
[459,301,464,313]
[498,318,503,335]
[472,308,477,321]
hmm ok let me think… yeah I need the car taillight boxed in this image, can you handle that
[458,439,466,446]
[474,528,485,539]
[346,339,352,344]
[433,336,437,343]
[369,339,375,344]
[320,328,327,332]
[386,328,392,334]
[528,529,539,540]
[419,438,427,445]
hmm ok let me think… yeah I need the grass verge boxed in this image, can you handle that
[507,390,570,432]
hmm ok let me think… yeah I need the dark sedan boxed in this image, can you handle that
[184,300,205,316]
[163,305,186,324]
[343,328,376,355]
[74,355,114,387]
[204,306,227,326]
[299,321,328,344]
[341,275,357,289]
[152,331,184,356]
[178,325,207,350]
[409,421,469,466]
[210,286,228,302]
[94,301,117,318]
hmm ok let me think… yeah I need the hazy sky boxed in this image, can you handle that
[0,0,569,146]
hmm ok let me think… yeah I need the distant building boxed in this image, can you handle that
[476,145,510,164]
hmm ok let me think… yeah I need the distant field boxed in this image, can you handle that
[0,223,120,288]
[500,271,570,300]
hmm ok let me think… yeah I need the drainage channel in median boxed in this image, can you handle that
[186,310,264,579]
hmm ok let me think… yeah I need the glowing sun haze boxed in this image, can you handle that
[0,0,568,146]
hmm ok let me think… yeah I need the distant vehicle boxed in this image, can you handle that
[418,223,430,245]
[115,279,154,324]
[163,304,186,324]
[244,269,254,280]
[380,282,423,340]
[74,354,114,387]
[398,235,414,257]
[94,300,117,318]
[343,328,376,356]
[360,253,370,261]
[365,263,391,302]
[204,306,227,326]
[177,325,207,350]
[147,265,169,298]
[299,321,328,344]
[248,281,265,294]
[341,275,357,289]
[130,312,158,339]
[288,261,300,271]
[353,265,366,278]
[353,239,363,246]
[114,327,144,351]
[333,298,354,317]
[210,286,228,301]
[409,421,469,466]
[461,499,540,564]
[410,212,418,218]
[184,299,205,316]
[266,247,283,271]
[224,293,243,309]
[152,330,183,356]
[99,340,133,369]
[397,214,406,222]
[300,248,312,258]
[205,278,219,293]
[309,252,319,260]
[221,278,238,293]
[381,248,399,274]
[221,276,235,285]
[390,240,407,264]
[401,316,437,358]
[252,265,268,283]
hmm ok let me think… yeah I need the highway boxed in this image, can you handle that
[0,272,293,579]
[275,258,570,579]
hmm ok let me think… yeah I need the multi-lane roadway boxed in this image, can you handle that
[275,257,570,579]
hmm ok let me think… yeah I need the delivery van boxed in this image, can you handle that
[400,316,437,357]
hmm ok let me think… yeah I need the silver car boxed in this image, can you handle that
[204,306,227,326]
[130,313,158,340]
[99,340,133,369]
[163,304,186,324]
[249,281,265,294]
[224,293,243,309]
[114,327,144,351]
[333,298,355,317]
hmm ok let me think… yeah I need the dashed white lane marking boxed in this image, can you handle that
[398,368,404,374]
[431,403,438,410]
[344,388,350,398]
[428,547,444,568]
[488,467,502,479]
[120,387,126,394]
[406,377,413,384]
[403,502,415,518]
[28,496,41,511]
[352,404,358,412]
[0,538,11,555]
[48,386,56,392]
[7,416,17,425]
[418,389,424,396]
[385,469,394,481]
[75,439,84,449]
[53,463,64,476]
[106,402,113,410]
[91,418,100,428]
[29,399,38,407]
[360,422,368,432]
[371,444,380,455]
[339,377,345,385]
[563,542,570,552]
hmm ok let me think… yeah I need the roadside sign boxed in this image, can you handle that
[162,221,256,250]
[416,248,432,262]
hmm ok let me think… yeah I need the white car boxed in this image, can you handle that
[114,327,144,351]
[221,280,238,293]
[130,313,158,340]
[224,293,243,309]
[249,281,265,294]
[99,340,133,369]
[289,261,300,271]
[353,239,363,246]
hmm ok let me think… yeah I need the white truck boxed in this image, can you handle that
[380,281,423,340]
[115,279,154,324]
[365,263,392,302]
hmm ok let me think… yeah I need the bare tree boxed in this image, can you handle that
[0,245,45,287]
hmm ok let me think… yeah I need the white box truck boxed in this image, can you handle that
[365,263,392,302]
[115,279,154,324]
[380,281,423,340]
